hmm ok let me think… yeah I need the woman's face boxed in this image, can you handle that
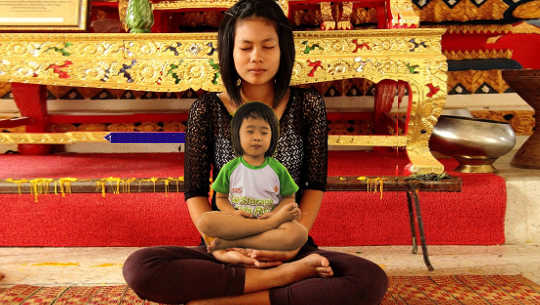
[233,17,281,86]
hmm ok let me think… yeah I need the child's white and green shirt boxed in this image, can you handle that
[211,156,299,217]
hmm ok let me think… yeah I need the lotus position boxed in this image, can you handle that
[123,0,388,304]
[198,101,308,252]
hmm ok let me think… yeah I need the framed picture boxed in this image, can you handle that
[0,0,90,31]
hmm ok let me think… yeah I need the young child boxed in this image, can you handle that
[196,101,308,252]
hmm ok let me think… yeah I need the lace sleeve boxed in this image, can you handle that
[184,95,214,200]
[302,88,328,191]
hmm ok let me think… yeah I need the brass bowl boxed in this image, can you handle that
[429,115,516,173]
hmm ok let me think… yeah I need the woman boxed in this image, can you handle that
[123,0,388,304]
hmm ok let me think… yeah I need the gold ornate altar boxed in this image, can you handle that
[0,28,447,174]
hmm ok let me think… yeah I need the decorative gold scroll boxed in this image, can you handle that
[0,29,445,89]
[0,132,109,144]
[388,0,420,27]
[328,135,407,147]
[0,28,447,174]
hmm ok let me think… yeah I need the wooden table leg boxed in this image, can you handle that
[502,70,540,169]
[408,186,434,271]
[406,190,418,254]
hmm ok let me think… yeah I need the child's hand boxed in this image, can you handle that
[234,210,254,218]
[258,211,274,219]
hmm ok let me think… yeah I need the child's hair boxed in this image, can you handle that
[231,102,279,157]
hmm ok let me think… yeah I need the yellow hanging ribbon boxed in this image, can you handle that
[123,177,137,193]
[58,177,78,197]
[29,178,54,202]
[5,178,29,194]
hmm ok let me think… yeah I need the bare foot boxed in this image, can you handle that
[282,253,334,280]
[270,203,299,226]
[207,237,232,252]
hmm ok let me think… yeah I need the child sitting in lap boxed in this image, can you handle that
[197,101,308,252]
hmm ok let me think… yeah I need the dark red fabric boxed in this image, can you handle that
[0,151,506,246]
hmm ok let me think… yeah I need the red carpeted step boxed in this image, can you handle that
[318,150,506,245]
[0,151,506,246]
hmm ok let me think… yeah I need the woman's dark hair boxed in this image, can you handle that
[218,0,295,107]
[231,101,280,157]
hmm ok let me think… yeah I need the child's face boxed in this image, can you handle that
[239,116,272,158]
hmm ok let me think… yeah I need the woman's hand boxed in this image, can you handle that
[211,248,283,268]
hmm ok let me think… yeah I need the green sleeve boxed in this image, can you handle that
[211,158,240,194]
[268,157,299,197]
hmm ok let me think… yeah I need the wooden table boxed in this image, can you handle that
[502,70,540,169]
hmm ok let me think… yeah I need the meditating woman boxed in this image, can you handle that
[199,101,308,252]
[122,0,388,304]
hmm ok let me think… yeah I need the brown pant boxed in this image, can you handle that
[123,244,388,305]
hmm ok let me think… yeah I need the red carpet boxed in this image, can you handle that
[0,151,506,246]
[1,275,538,305]
[319,150,506,246]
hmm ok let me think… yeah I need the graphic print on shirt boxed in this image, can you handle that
[228,162,280,217]
[211,157,299,218]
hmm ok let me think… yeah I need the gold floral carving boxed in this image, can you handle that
[292,8,323,27]
[486,22,540,44]
[118,0,129,32]
[0,30,445,88]
[337,2,354,30]
[504,22,540,35]
[444,49,512,61]
[429,24,514,34]
[471,110,535,136]
[389,0,420,27]
[351,8,378,25]
[328,135,407,146]
[0,29,447,174]
[415,0,509,22]
[320,2,335,30]
[513,0,540,19]
[152,0,289,16]
[447,70,510,94]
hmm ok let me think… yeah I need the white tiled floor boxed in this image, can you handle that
[0,245,539,288]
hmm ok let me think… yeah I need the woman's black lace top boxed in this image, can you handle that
[184,87,328,207]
